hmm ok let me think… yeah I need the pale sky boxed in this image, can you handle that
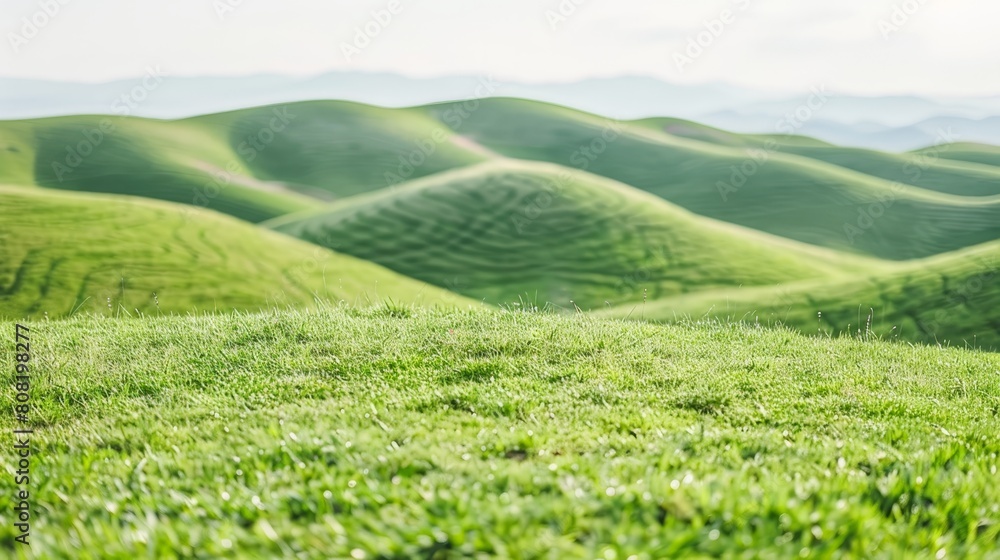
[2,0,999,96]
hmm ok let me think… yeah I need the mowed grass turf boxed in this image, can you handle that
[599,241,1000,350]
[1,309,998,557]
[268,160,877,310]
[0,186,471,319]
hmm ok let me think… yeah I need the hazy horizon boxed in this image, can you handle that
[3,0,999,97]
[4,70,1000,102]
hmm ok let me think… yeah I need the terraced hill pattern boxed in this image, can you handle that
[2,98,999,348]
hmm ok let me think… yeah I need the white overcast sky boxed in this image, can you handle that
[2,0,998,96]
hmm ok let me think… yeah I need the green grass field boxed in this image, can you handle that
[4,97,1000,347]
[3,96,1000,558]
[187,101,489,200]
[0,186,470,319]
[2,309,999,558]
[421,98,1000,260]
[6,99,1000,259]
[0,101,491,222]
[268,160,881,309]
[633,120,1000,197]
[0,116,315,223]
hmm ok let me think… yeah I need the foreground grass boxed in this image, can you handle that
[1,309,999,558]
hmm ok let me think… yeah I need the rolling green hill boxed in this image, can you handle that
[0,185,471,319]
[599,241,1000,349]
[5,99,1000,257]
[762,145,1000,198]
[634,117,833,149]
[4,98,1000,329]
[268,160,881,309]
[0,101,495,222]
[3,97,1000,557]
[2,309,998,556]
[0,116,317,222]
[916,142,1000,168]
[635,119,1000,197]
[420,98,1000,260]
[187,100,490,199]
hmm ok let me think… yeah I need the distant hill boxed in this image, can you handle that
[703,112,1000,152]
[0,116,315,222]
[599,240,1000,349]
[636,118,1000,197]
[185,101,489,200]
[2,72,997,151]
[268,160,880,309]
[4,97,999,258]
[916,142,1000,168]
[419,98,1000,260]
[2,96,999,348]
[866,116,1000,152]
[712,94,998,129]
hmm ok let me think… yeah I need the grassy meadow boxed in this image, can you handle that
[1,97,1000,557]
[2,309,999,558]
[268,160,876,309]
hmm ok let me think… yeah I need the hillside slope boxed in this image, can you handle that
[0,186,471,319]
[268,161,880,309]
[421,98,1000,260]
[186,101,491,200]
[1,309,998,556]
[637,118,1000,197]
[0,101,497,221]
[916,142,1000,168]
[634,117,833,149]
[763,145,1000,198]
[6,98,1000,251]
[630,118,1000,196]
[599,241,1000,349]
[0,116,317,222]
